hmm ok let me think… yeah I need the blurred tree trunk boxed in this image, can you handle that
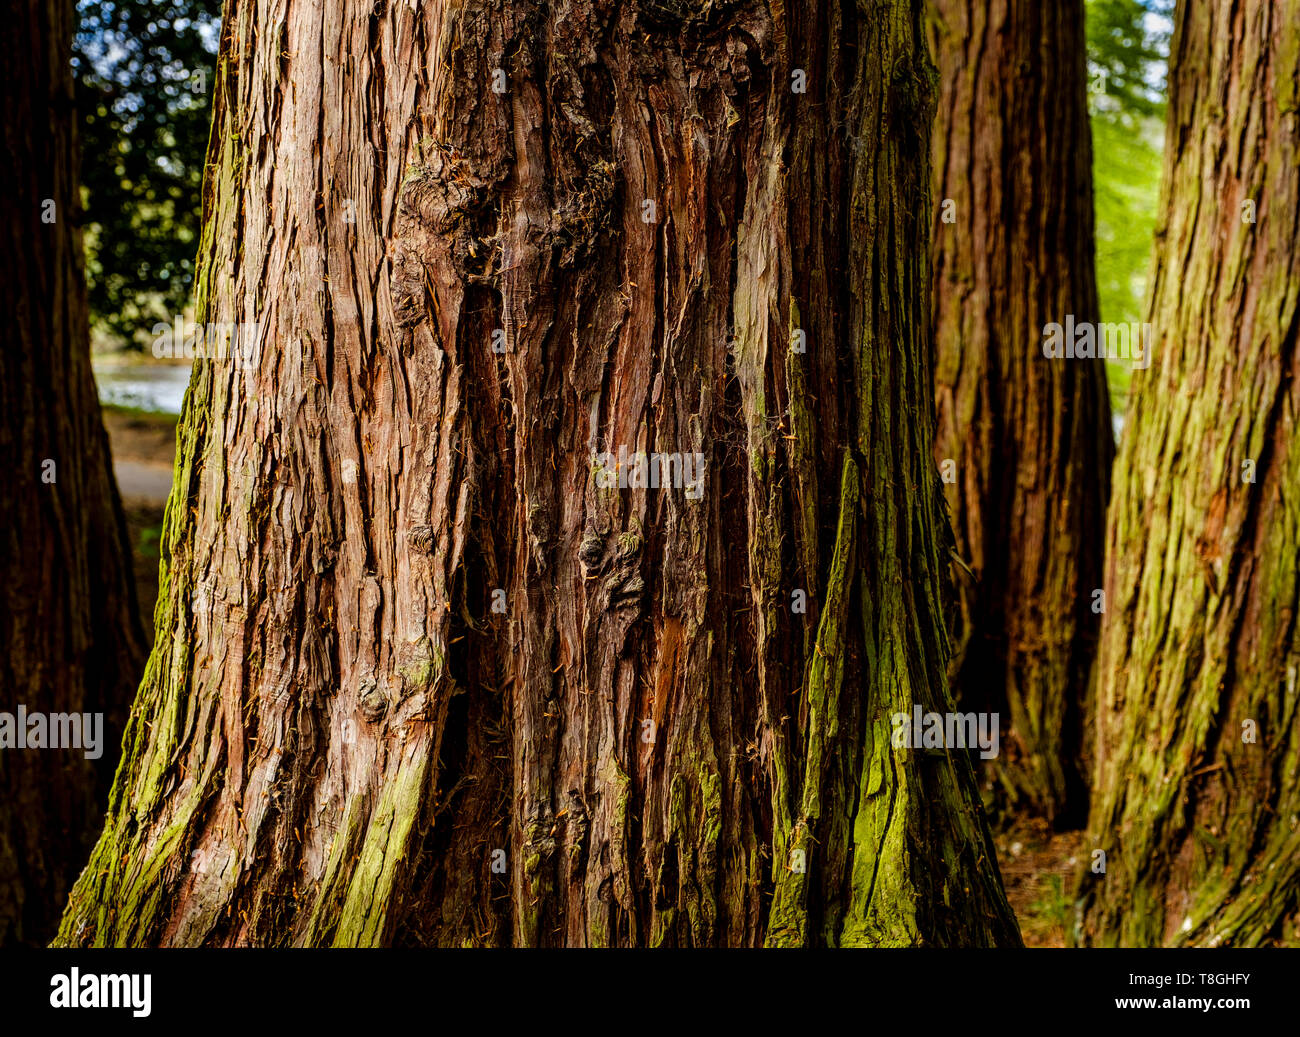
[1078,0,1300,946]
[0,0,146,945]
[928,0,1113,828]
[56,0,1019,948]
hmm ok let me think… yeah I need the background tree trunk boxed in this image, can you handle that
[928,0,1113,827]
[0,0,146,945]
[57,0,1019,948]
[1078,0,1300,946]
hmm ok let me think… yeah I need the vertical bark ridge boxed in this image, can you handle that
[1079,0,1300,947]
[57,0,1019,948]
[928,0,1114,826]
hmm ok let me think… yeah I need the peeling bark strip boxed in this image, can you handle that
[928,0,1113,828]
[1079,0,1300,947]
[57,0,1019,947]
[0,0,146,945]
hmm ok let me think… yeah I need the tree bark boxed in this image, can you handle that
[56,0,1020,948]
[0,0,146,945]
[928,0,1113,827]
[1078,0,1300,946]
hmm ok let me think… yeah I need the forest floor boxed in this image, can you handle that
[103,404,176,645]
[995,817,1087,947]
[99,400,1087,944]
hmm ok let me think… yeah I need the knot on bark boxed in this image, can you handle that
[578,527,605,571]
[522,811,558,870]
[553,157,615,270]
[607,573,645,607]
[390,151,500,330]
[407,525,437,555]
[358,677,387,723]
[397,158,481,237]
[589,526,644,610]
[396,637,441,698]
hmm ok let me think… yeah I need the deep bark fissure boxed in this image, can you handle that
[1078,0,1300,948]
[57,0,1020,948]
[928,0,1113,827]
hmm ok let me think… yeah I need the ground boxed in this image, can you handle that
[102,404,175,644]
[996,817,1087,947]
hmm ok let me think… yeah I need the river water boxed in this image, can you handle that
[93,362,192,416]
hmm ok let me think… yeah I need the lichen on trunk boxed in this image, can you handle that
[928,0,1113,829]
[56,0,1019,948]
[1077,0,1300,947]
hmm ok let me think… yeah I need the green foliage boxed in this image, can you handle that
[1026,873,1073,939]
[136,520,163,559]
[73,0,220,348]
[101,401,181,425]
[1086,0,1172,121]
[1086,0,1171,413]
[1092,115,1164,408]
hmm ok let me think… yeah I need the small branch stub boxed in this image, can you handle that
[407,525,436,555]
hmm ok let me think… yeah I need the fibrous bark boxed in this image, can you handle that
[928,0,1113,827]
[57,0,1019,948]
[0,0,146,945]
[1078,0,1300,946]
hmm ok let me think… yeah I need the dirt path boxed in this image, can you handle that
[995,818,1086,946]
[113,458,173,504]
[103,406,177,505]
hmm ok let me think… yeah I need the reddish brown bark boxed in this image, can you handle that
[57,0,1019,948]
[0,0,146,945]
[929,0,1113,827]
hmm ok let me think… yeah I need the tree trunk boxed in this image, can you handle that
[56,0,1020,948]
[0,0,146,945]
[1078,0,1300,946]
[928,0,1113,827]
